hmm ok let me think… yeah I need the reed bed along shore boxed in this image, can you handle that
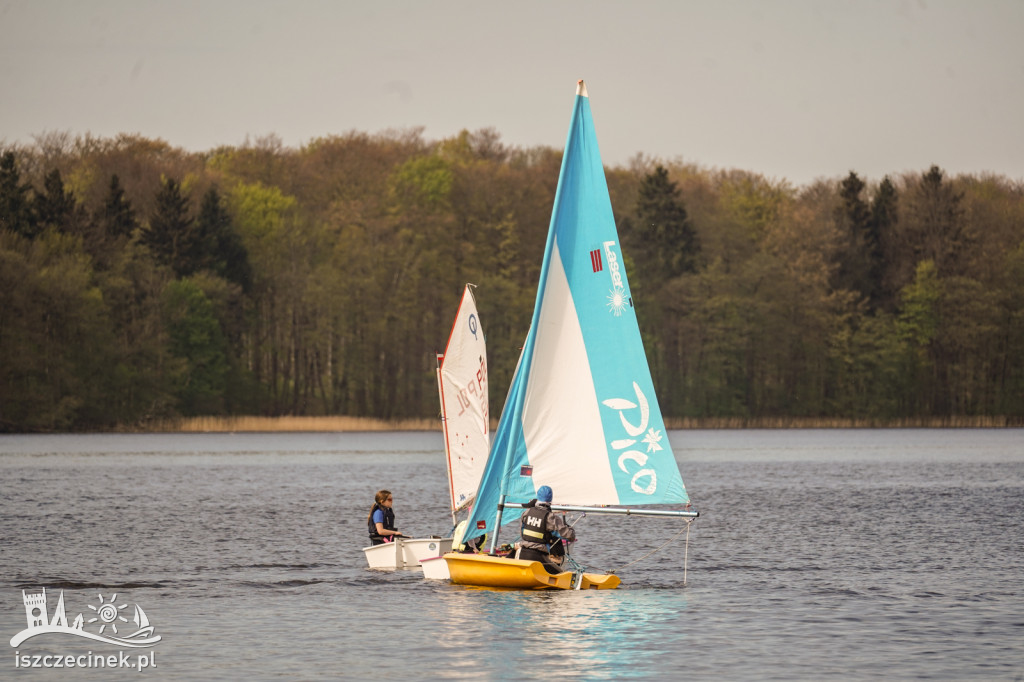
[146,415,441,433]
[137,414,1022,433]
[665,415,1023,429]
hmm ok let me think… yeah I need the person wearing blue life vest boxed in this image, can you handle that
[367,489,404,545]
[519,485,576,574]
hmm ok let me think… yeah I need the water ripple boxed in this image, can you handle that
[1,430,1021,680]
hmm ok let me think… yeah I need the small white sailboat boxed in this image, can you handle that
[363,536,452,570]
[422,284,490,580]
[363,285,488,571]
[443,80,698,590]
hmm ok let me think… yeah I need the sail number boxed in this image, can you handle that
[455,355,489,434]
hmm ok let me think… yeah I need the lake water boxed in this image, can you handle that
[1,429,1021,680]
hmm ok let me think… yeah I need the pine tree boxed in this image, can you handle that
[0,152,37,238]
[195,187,253,293]
[631,165,700,280]
[142,177,196,277]
[869,176,898,311]
[89,174,139,270]
[917,165,970,277]
[97,174,138,241]
[833,171,873,303]
[33,169,79,231]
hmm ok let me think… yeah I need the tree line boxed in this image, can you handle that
[1,130,1021,432]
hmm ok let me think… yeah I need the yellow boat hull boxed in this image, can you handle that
[442,553,620,590]
[576,572,621,590]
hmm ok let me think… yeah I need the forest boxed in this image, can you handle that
[1,129,1022,432]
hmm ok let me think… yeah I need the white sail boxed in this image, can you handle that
[437,285,489,515]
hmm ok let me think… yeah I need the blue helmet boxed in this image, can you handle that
[537,485,553,503]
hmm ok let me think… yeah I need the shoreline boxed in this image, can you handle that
[115,414,1023,433]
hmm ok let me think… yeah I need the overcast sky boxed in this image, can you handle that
[2,0,1022,187]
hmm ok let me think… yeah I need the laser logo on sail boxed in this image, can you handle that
[602,241,630,316]
[602,241,623,288]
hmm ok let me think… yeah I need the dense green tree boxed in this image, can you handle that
[90,174,139,269]
[936,275,999,415]
[832,171,875,303]
[163,278,230,415]
[2,132,1023,430]
[869,176,898,311]
[0,152,36,238]
[994,242,1024,415]
[622,165,703,414]
[226,181,308,414]
[195,186,253,293]
[895,166,972,288]
[825,311,901,419]
[34,169,79,230]
[98,239,180,425]
[141,177,198,277]
[894,260,941,415]
[97,174,138,240]
[0,230,116,430]
[627,165,700,281]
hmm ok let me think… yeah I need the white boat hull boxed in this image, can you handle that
[419,554,451,580]
[362,537,453,570]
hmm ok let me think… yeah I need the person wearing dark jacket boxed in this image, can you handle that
[519,485,576,573]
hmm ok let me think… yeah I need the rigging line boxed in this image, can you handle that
[683,517,692,586]
[566,512,586,528]
[610,518,695,576]
[553,514,590,573]
[564,551,588,575]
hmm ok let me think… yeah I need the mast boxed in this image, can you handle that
[438,283,489,528]
[436,351,457,527]
[487,80,591,553]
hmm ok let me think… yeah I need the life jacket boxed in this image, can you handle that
[520,505,554,547]
[367,503,396,538]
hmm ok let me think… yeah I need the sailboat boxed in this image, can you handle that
[365,284,490,572]
[442,80,698,590]
[421,284,491,580]
[362,531,453,570]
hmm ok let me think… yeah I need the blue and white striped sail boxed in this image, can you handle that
[464,81,689,541]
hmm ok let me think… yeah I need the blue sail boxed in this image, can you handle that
[464,81,689,543]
